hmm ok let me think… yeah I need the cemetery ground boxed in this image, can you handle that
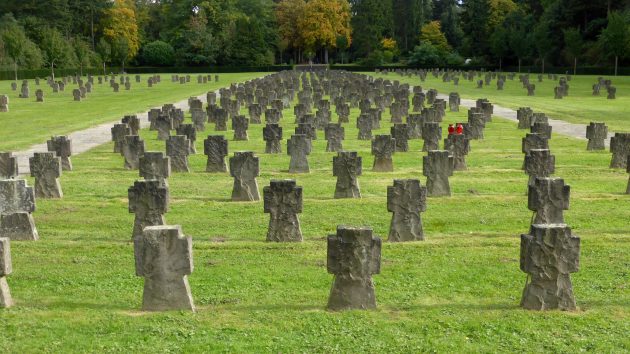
[0,74,629,353]
[0,73,263,151]
[372,72,630,133]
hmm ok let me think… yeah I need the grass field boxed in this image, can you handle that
[0,73,265,151]
[370,71,630,133]
[0,72,629,352]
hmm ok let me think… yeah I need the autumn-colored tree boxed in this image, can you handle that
[276,0,307,51]
[487,0,517,32]
[298,0,351,64]
[101,0,139,70]
[419,21,451,54]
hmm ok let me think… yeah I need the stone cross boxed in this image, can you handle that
[448,92,460,112]
[391,124,409,152]
[263,180,303,242]
[287,134,311,173]
[229,152,260,201]
[191,110,207,132]
[139,152,171,187]
[0,237,13,307]
[214,108,228,131]
[517,107,534,129]
[522,133,549,169]
[0,152,18,179]
[325,123,344,152]
[134,225,195,312]
[29,152,62,198]
[528,177,570,224]
[128,180,169,239]
[406,114,423,139]
[444,134,470,171]
[524,149,555,186]
[357,114,373,140]
[627,156,630,194]
[35,89,44,102]
[204,136,228,173]
[585,122,608,151]
[333,151,362,199]
[337,103,350,123]
[73,89,81,101]
[249,104,262,124]
[607,86,616,99]
[175,124,197,154]
[422,122,442,152]
[122,115,140,135]
[46,136,73,171]
[467,112,485,139]
[527,84,535,96]
[265,108,281,124]
[530,122,552,139]
[609,133,630,169]
[295,123,317,140]
[0,179,38,241]
[0,95,8,112]
[166,135,191,173]
[327,226,381,310]
[371,135,396,172]
[390,102,403,123]
[520,224,579,311]
[122,135,145,170]
[423,150,453,197]
[232,115,249,141]
[387,179,427,242]
[155,114,173,141]
[263,124,282,154]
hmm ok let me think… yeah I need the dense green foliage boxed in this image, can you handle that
[0,73,628,352]
[0,0,630,72]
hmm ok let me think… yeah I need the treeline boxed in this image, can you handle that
[0,0,629,77]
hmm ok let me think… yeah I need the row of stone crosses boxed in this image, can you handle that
[376,68,618,100]
[0,73,220,108]
[1,69,629,311]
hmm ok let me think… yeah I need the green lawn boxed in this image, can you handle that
[370,71,630,133]
[0,76,628,352]
[0,73,265,151]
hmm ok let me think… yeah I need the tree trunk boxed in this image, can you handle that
[499,57,502,71]
[614,55,618,76]
[14,62,18,81]
[103,62,106,76]
[518,58,521,73]
[51,62,55,81]
[80,64,83,77]
[90,7,95,50]
[574,57,577,76]
[542,58,545,74]
[324,48,329,65]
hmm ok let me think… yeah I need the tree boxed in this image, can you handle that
[350,0,392,58]
[111,37,130,72]
[533,20,553,73]
[393,0,432,53]
[408,43,442,67]
[73,38,92,76]
[461,0,491,58]
[101,0,140,71]
[505,10,534,72]
[487,0,518,32]
[276,0,307,53]
[40,27,74,80]
[96,37,111,75]
[563,27,583,75]
[440,0,464,50]
[141,40,175,66]
[489,24,510,70]
[298,0,352,64]
[419,21,451,54]
[0,14,42,80]
[599,11,630,76]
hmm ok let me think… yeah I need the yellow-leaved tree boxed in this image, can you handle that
[419,21,451,54]
[102,0,139,72]
[297,0,351,64]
